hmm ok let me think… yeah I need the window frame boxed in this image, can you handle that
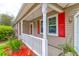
[48,14,58,36]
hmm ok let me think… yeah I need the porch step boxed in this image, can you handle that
[48,45,63,56]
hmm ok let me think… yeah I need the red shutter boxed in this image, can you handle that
[37,19,40,34]
[58,12,65,37]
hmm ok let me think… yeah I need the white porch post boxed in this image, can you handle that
[18,22,20,37]
[42,3,48,56]
[21,20,23,35]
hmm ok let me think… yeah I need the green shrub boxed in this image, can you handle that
[9,39,22,51]
[0,25,15,41]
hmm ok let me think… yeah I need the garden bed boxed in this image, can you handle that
[0,39,36,56]
[0,25,36,56]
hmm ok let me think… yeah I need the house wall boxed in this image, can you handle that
[23,14,66,48]
[64,4,79,47]
[30,16,66,47]
[23,21,30,34]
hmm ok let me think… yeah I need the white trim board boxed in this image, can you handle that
[74,12,79,54]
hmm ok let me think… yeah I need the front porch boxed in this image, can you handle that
[13,3,78,56]
[14,3,65,56]
[19,33,63,56]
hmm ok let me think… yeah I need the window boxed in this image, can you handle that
[48,15,58,36]
[40,15,58,36]
[40,21,43,33]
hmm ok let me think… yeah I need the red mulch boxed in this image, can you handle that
[11,45,36,56]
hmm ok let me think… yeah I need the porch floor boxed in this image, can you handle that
[48,45,63,56]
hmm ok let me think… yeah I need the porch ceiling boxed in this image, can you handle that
[16,3,35,21]
[14,3,77,25]
[23,3,76,21]
[23,5,53,21]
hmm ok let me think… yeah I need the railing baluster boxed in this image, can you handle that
[19,33,43,56]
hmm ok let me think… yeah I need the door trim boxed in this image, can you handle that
[74,12,79,53]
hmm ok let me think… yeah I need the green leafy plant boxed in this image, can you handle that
[62,44,78,56]
[59,39,78,56]
[0,41,10,56]
[59,43,78,56]
[9,39,22,51]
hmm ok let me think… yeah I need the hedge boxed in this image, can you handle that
[0,25,15,41]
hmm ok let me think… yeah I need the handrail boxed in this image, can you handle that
[22,33,43,40]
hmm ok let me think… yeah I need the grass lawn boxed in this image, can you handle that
[0,41,11,56]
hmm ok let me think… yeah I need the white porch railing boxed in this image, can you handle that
[19,33,44,56]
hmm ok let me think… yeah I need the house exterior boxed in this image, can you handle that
[13,3,79,56]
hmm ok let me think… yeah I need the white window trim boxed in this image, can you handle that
[40,14,58,36]
[74,12,79,54]
[47,14,58,36]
